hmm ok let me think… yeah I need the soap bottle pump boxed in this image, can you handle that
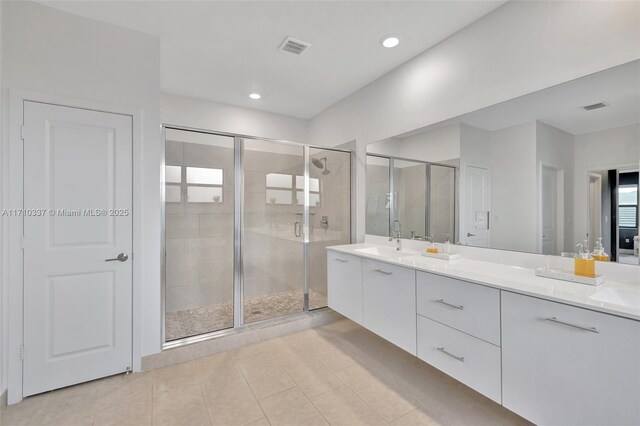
[592,237,610,262]
[443,234,451,254]
[574,241,596,278]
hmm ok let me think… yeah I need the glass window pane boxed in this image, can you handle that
[165,185,181,203]
[619,206,637,228]
[165,165,181,183]
[309,178,320,192]
[266,173,292,188]
[294,176,320,191]
[187,167,223,185]
[187,186,223,203]
[266,189,292,205]
[619,187,638,205]
[310,193,320,206]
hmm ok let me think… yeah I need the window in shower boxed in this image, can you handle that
[164,129,235,341]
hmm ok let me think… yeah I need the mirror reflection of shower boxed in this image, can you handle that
[312,157,331,175]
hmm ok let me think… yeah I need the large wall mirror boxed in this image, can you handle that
[366,59,640,266]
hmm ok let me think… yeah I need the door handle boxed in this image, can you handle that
[294,221,301,237]
[373,268,392,275]
[105,253,128,262]
[467,232,476,237]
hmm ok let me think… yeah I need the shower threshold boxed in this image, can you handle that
[165,289,328,342]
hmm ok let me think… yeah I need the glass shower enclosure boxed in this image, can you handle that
[163,128,351,344]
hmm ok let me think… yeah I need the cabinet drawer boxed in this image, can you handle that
[327,251,363,324]
[417,271,500,345]
[502,292,640,426]
[417,315,501,403]
[363,259,416,355]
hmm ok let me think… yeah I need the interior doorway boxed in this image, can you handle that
[23,101,133,397]
[587,167,639,265]
[462,164,490,247]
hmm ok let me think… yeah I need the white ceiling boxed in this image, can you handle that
[397,59,640,139]
[36,0,506,119]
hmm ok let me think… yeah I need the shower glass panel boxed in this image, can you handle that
[393,159,427,239]
[243,139,305,323]
[164,129,235,341]
[366,156,391,236]
[429,164,456,243]
[308,148,352,310]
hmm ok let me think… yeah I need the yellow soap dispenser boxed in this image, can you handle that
[592,237,610,262]
[574,241,596,278]
[425,236,439,254]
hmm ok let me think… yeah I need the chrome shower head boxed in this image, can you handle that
[312,158,325,169]
[312,157,330,174]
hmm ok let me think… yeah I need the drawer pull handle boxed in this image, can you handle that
[374,268,392,275]
[334,258,348,263]
[545,317,599,334]
[433,299,464,310]
[436,347,464,362]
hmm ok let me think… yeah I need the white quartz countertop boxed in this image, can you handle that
[327,243,640,321]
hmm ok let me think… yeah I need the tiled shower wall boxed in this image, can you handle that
[165,139,351,320]
[165,140,235,315]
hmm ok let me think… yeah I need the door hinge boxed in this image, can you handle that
[20,125,27,141]
[21,236,25,250]
[19,345,24,360]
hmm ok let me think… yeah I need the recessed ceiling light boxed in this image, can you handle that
[249,93,261,100]
[381,36,400,48]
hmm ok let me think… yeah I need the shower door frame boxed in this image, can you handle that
[367,153,457,241]
[161,125,352,349]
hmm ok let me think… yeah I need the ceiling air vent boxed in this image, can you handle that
[582,102,608,111]
[278,36,311,56]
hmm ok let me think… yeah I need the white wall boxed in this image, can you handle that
[1,0,162,395]
[489,122,538,253]
[536,122,575,252]
[162,94,310,144]
[367,124,460,163]
[573,123,640,245]
[308,0,640,241]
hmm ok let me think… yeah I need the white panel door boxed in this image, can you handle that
[542,167,557,255]
[23,101,133,396]
[463,165,490,247]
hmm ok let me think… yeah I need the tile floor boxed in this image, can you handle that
[0,319,531,426]
[165,290,328,341]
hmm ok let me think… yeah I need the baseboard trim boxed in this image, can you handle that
[142,308,342,371]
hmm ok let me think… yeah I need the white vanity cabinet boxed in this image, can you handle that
[327,251,363,324]
[416,271,502,403]
[362,259,417,355]
[416,272,500,345]
[502,291,640,426]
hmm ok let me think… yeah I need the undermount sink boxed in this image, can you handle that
[589,287,640,309]
[354,246,418,260]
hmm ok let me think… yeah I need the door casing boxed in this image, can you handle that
[4,90,144,404]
